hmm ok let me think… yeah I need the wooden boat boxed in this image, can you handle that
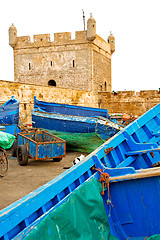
[34,96,110,118]
[32,109,123,153]
[1,103,160,239]
[0,96,19,125]
[32,97,123,153]
[0,96,19,135]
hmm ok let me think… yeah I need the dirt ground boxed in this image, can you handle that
[0,150,88,211]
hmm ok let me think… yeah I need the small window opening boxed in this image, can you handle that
[73,60,75,68]
[105,82,107,91]
[48,80,56,86]
[29,63,31,70]
[51,61,53,66]
[24,103,27,110]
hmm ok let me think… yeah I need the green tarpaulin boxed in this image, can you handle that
[46,130,105,153]
[148,235,160,240]
[24,178,117,240]
[0,131,15,149]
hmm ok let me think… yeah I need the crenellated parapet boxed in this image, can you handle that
[17,36,31,44]
[15,31,87,45]
[9,20,114,56]
[10,31,113,58]
[54,32,71,42]
[34,34,50,43]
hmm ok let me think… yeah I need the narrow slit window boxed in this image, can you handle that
[51,61,53,66]
[105,81,107,91]
[24,103,27,110]
[73,60,75,68]
[29,63,31,70]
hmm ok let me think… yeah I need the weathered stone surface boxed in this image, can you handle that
[7,22,159,122]
[0,80,98,124]
[10,29,113,93]
[98,90,160,116]
[1,81,160,125]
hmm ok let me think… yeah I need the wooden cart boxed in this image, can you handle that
[16,129,66,166]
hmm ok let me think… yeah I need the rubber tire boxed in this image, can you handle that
[53,157,62,162]
[11,139,18,157]
[0,149,8,177]
[17,145,28,166]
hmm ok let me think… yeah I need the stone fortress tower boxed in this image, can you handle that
[9,15,115,92]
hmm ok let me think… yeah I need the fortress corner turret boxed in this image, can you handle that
[87,14,96,41]
[108,32,115,54]
[9,24,17,48]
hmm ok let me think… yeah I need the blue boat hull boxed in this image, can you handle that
[32,97,123,152]
[108,173,160,239]
[34,96,110,118]
[0,151,160,239]
[2,103,160,239]
[32,110,119,135]
[32,109,122,153]
[32,111,99,133]
[0,96,19,135]
[0,96,19,125]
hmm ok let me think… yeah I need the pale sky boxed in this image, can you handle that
[1,0,160,92]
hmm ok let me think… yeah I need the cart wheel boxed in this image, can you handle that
[17,145,28,166]
[0,148,8,177]
[11,138,18,157]
[53,157,62,162]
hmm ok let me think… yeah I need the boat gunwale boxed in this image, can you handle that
[109,166,160,182]
[34,96,109,114]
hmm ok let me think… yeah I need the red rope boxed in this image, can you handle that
[94,167,113,207]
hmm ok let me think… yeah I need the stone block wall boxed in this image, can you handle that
[0,80,98,124]
[98,90,160,116]
[93,50,111,91]
[1,80,160,126]
[11,29,112,93]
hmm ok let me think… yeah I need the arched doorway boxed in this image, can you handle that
[48,80,56,86]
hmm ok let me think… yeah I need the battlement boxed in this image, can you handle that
[99,90,160,98]
[14,31,88,48]
[15,31,89,45]
[17,36,31,44]
[13,30,111,52]
[54,32,71,42]
[75,31,87,41]
[9,15,115,56]
[34,34,50,43]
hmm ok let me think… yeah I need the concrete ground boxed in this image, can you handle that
[0,150,87,210]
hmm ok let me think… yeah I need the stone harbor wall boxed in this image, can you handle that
[0,80,160,125]
[98,90,160,116]
[0,80,98,124]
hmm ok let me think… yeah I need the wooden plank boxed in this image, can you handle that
[126,147,160,156]
[116,156,137,168]
[110,166,160,182]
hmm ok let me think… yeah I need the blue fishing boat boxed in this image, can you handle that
[32,97,123,153]
[1,103,160,239]
[34,96,110,118]
[32,109,123,153]
[0,96,19,135]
